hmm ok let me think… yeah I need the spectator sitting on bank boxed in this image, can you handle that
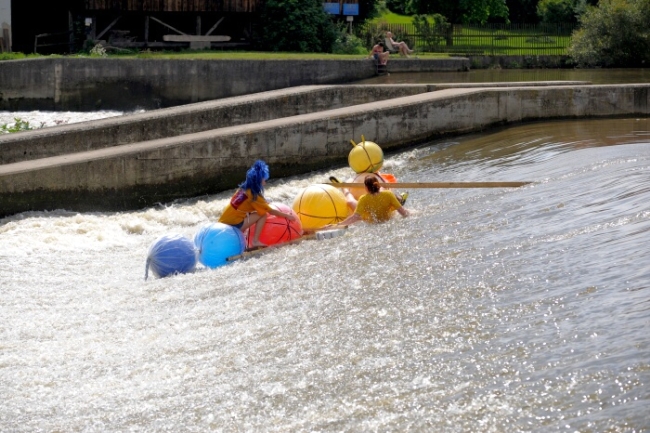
[386,31,414,57]
[369,41,390,65]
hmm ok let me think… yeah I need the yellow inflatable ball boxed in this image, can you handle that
[346,172,397,200]
[348,135,384,174]
[292,184,349,231]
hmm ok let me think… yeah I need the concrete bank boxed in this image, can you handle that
[0,84,431,164]
[0,81,589,165]
[1,84,648,217]
[0,57,470,111]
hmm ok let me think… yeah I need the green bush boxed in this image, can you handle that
[412,14,451,51]
[332,32,368,55]
[257,0,337,52]
[537,0,578,23]
[1,118,33,134]
[568,0,650,67]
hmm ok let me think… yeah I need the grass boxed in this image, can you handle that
[0,52,50,61]
[368,11,414,25]
[0,8,570,60]
[125,50,449,60]
[366,9,574,55]
[1,49,450,61]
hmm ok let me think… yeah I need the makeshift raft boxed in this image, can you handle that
[226,228,347,262]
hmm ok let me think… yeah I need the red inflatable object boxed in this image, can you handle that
[346,172,398,200]
[245,203,303,248]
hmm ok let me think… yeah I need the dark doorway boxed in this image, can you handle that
[11,0,83,53]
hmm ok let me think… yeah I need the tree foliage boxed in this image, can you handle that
[257,0,337,52]
[506,0,541,23]
[537,0,578,23]
[568,0,650,67]
[357,0,383,21]
[412,14,451,49]
[399,0,509,24]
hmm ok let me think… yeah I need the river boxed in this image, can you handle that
[1,112,649,431]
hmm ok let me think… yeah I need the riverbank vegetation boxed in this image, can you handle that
[568,0,650,67]
[1,118,35,134]
[1,0,648,67]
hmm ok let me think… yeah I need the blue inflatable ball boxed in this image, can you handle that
[194,222,245,268]
[145,234,197,280]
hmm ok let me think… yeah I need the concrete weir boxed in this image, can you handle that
[1,81,649,217]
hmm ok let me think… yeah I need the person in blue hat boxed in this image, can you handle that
[219,160,297,249]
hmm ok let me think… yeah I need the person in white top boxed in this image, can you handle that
[386,31,414,56]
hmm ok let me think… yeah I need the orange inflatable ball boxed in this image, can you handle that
[246,203,303,249]
[348,135,384,174]
[346,172,399,200]
[292,184,349,231]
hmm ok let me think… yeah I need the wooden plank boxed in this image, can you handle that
[162,34,231,42]
[205,17,224,36]
[328,181,532,188]
[151,16,186,35]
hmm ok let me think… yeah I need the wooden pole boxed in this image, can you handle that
[328,181,532,189]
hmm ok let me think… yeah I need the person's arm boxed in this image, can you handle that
[334,213,362,227]
[397,206,410,217]
[269,207,297,221]
[323,212,361,229]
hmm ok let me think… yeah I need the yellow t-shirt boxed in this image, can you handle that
[218,189,271,226]
[355,190,402,223]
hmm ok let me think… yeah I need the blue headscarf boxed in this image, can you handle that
[239,160,270,200]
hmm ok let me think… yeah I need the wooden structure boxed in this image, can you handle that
[12,0,362,54]
[82,0,262,49]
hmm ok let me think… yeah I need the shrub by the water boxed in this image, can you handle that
[332,32,367,55]
[537,0,579,24]
[1,118,33,134]
[568,0,650,67]
[257,0,337,52]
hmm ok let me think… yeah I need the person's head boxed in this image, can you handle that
[240,160,269,199]
[386,31,393,38]
[364,175,381,194]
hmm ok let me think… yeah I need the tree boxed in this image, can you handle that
[405,0,509,24]
[506,0,541,23]
[568,0,650,67]
[257,0,338,52]
[357,0,383,22]
[412,14,451,49]
[386,0,408,15]
[537,0,578,23]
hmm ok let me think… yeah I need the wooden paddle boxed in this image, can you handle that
[328,181,531,188]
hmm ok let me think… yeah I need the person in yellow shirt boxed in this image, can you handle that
[329,175,409,227]
[219,160,297,249]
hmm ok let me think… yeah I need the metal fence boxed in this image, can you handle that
[357,23,577,56]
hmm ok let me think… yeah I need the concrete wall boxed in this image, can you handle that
[0,57,470,111]
[1,84,648,217]
[0,81,589,165]
[468,55,573,69]
[0,0,10,52]
[0,84,432,164]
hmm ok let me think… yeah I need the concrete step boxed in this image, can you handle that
[0,84,431,166]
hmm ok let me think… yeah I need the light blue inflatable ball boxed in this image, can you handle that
[146,234,197,279]
[194,222,245,268]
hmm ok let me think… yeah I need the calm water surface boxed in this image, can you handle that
[1,116,649,431]
[357,68,650,85]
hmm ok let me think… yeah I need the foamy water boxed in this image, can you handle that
[1,117,649,432]
[0,110,132,131]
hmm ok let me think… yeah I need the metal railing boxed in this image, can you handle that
[358,23,577,56]
[34,31,75,54]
